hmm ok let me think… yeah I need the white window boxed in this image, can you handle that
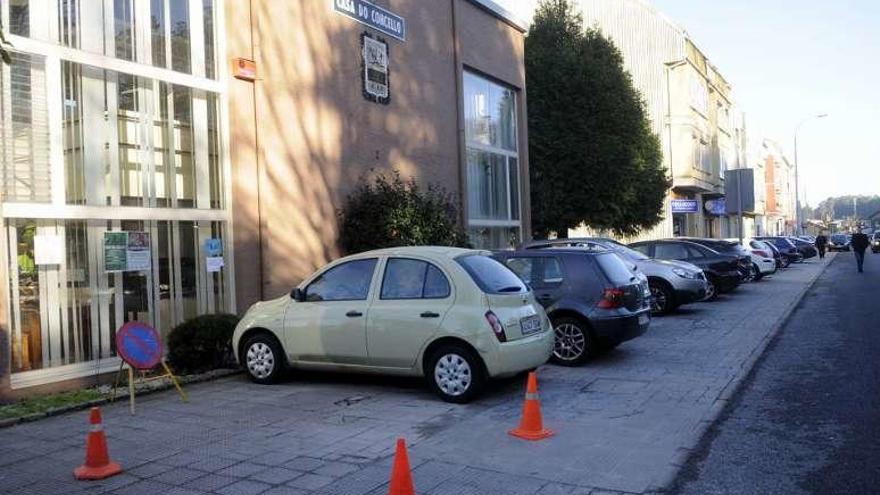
[689,73,709,115]
[463,71,520,249]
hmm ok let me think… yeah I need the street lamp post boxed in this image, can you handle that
[793,113,828,235]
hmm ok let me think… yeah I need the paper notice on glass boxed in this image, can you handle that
[126,249,152,271]
[206,256,224,273]
[34,235,64,265]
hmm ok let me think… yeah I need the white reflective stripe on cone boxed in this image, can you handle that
[525,392,540,401]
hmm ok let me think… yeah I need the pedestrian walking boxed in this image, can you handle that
[850,228,870,273]
[815,233,828,259]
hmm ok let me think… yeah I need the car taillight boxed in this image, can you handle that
[754,249,770,258]
[484,311,507,342]
[597,288,626,309]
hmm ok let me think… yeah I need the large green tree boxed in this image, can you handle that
[526,0,669,238]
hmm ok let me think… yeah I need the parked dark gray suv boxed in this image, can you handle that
[492,247,651,366]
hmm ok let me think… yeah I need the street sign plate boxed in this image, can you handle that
[116,322,162,370]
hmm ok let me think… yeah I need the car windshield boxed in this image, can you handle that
[831,235,847,243]
[457,254,527,294]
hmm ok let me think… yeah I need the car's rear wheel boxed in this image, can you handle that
[550,317,594,366]
[649,281,675,315]
[704,275,719,301]
[427,344,485,403]
[780,256,791,268]
[243,333,285,384]
[752,263,764,281]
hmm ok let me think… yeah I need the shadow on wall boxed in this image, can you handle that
[231,1,520,304]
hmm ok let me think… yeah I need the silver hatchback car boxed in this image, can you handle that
[524,238,708,315]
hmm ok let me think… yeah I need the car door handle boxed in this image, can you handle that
[420,311,440,318]
[345,310,363,318]
[537,294,553,300]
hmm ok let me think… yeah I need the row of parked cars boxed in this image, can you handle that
[231,234,817,403]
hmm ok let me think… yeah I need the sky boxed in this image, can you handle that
[495,0,880,207]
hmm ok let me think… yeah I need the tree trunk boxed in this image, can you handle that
[555,226,569,239]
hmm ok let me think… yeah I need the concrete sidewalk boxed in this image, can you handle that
[0,257,831,495]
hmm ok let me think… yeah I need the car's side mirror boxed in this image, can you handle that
[290,287,305,302]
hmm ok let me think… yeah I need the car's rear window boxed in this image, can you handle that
[457,254,527,294]
[595,252,635,285]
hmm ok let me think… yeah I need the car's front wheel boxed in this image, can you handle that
[427,344,485,403]
[243,334,285,384]
[550,317,594,366]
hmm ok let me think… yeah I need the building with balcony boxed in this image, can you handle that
[577,0,736,239]
[0,0,528,397]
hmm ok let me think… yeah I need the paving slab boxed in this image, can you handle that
[0,257,829,494]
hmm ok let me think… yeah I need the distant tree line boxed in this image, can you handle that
[805,195,880,221]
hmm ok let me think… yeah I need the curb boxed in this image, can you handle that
[645,256,834,494]
[0,368,242,429]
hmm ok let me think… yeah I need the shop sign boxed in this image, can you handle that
[362,33,390,104]
[104,231,152,272]
[671,199,699,214]
[704,199,727,216]
[334,0,406,41]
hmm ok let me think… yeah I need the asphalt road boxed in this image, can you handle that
[670,251,880,495]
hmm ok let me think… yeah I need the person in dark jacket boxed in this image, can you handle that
[851,229,870,272]
[815,233,828,259]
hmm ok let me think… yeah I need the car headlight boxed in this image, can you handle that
[672,267,700,279]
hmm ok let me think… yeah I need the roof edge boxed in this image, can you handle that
[465,0,528,33]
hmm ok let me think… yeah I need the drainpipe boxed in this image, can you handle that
[451,0,466,230]
[249,0,265,300]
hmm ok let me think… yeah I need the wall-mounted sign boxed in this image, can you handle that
[334,0,406,41]
[362,33,390,104]
[34,234,64,265]
[104,231,152,272]
[206,256,225,273]
[671,199,699,214]
[204,238,223,256]
[704,199,727,216]
[232,58,256,81]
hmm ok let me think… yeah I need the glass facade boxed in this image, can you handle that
[1,0,230,385]
[463,71,521,249]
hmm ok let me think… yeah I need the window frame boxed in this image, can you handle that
[462,69,522,247]
[379,257,452,301]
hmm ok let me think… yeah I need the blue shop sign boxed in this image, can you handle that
[671,199,699,214]
[334,0,406,41]
[705,199,727,216]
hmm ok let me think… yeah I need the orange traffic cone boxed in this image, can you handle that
[387,438,415,495]
[509,371,554,441]
[73,407,123,480]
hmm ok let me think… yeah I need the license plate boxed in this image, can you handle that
[638,314,650,326]
[520,315,542,335]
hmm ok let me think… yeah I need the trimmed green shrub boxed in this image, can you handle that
[166,313,240,374]
[340,170,470,254]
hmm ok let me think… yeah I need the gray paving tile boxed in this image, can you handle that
[182,473,240,492]
[151,467,210,485]
[286,472,337,490]
[215,479,274,495]
[249,467,306,485]
[282,456,326,472]
[313,460,360,478]
[218,461,273,478]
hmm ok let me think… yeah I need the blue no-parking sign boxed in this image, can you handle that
[116,322,162,370]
